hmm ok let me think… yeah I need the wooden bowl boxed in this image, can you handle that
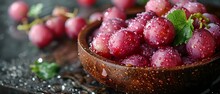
[78,10,220,94]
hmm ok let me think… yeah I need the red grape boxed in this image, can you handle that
[108,29,140,58]
[206,23,220,49]
[77,0,96,7]
[183,2,207,14]
[28,24,53,48]
[151,47,183,68]
[52,6,68,18]
[186,29,216,59]
[136,11,157,20]
[89,12,103,23]
[203,13,220,24]
[8,1,29,21]
[145,0,172,16]
[143,17,175,47]
[103,7,126,21]
[90,33,112,58]
[46,17,66,39]
[99,18,127,34]
[111,0,136,10]
[173,0,190,7]
[164,6,191,19]
[65,16,87,39]
[121,54,150,67]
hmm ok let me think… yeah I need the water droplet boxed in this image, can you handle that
[101,68,107,77]
[38,58,43,63]
[62,85,65,90]
[32,77,36,81]
[57,75,61,79]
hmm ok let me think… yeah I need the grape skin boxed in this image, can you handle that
[8,1,29,21]
[99,18,127,34]
[65,17,87,39]
[183,1,207,14]
[111,0,136,10]
[151,47,183,68]
[186,29,216,59]
[90,33,112,58]
[143,17,175,47]
[206,23,220,49]
[46,17,66,39]
[89,12,103,23]
[145,0,172,16]
[77,0,96,7]
[108,29,140,58]
[121,54,150,67]
[28,24,53,48]
[103,7,126,21]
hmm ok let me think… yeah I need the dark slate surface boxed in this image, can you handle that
[0,0,220,93]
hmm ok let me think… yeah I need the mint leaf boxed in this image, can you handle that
[137,0,149,5]
[30,58,59,80]
[167,10,194,46]
[28,3,43,18]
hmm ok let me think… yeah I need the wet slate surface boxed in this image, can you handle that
[1,0,220,94]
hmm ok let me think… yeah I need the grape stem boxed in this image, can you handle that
[190,13,210,29]
[17,9,78,32]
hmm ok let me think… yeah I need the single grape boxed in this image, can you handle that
[164,6,191,18]
[203,13,220,24]
[121,54,150,67]
[46,16,66,39]
[186,29,216,60]
[77,0,96,7]
[127,18,146,42]
[52,6,68,18]
[28,24,53,48]
[183,1,207,14]
[99,18,127,34]
[90,33,112,58]
[8,1,29,21]
[65,16,87,39]
[89,12,103,23]
[145,0,172,16]
[111,0,136,10]
[108,29,140,58]
[143,17,175,47]
[151,47,183,68]
[103,7,126,21]
[206,23,220,49]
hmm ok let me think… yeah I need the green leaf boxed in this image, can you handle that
[167,10,194,46]
[137,0,149,5]
[30,58,59,80]
[28,3,43,18]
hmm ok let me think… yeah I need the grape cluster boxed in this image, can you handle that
[89,0,220,68]
[8,1,87,48]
